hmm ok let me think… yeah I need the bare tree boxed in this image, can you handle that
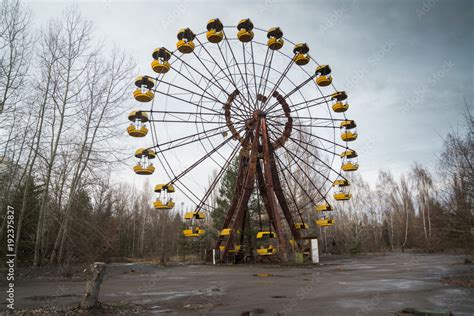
[438,106,473,256]
[0,0,31,114]
[33,7,94,266]
[51,45,134,265]
[411,163,434,248]
[0,0,34,255]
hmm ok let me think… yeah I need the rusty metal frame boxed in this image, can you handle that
[218,113,303,262]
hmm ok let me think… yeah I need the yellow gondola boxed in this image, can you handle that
[341,150,357,158]
[332,102,349,112]
[333,177,352,201]
[154,183,175,193]
[220,228,240,236]
[294,223,308,230]
[183,227,205,237]
[293,43,310,65]
[133,148,156,175]
[341,120,357,141]
[184,211,205,220]
[316,217,335,227]
[340,120,356,130]
[219,244,241,253]
[342,162,359,171]
[256,231,276,255]
[154,183,176,209]
[341,132,358,141]
[128,110,149,122]
[135,148,156,159]
[315,64,332,87]
[314,203,332,212]
[341,149,359,172]
[237,18,254,42]
[257,245,277,256]
[220,228,231,236]
[151,47,172,74]
[127,110,149,137]
[219,227,241,253]
[267,27,284,50]
[206,18,224,43]
[333,178,350,187]
[176,28,196,54]
[153,200,175,209]
[256,231,276,239]
[133,76,155,102]
[331,91,349,112]
[334,192,352,200]
[133,89,154,103]
[133,164,155,175]
[183,209,205,237]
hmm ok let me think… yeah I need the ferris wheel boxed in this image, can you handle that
[127,18,358,261]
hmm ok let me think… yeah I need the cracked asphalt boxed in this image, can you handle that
[4,253,473,315]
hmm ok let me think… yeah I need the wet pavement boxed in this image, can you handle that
[5,253,474,315]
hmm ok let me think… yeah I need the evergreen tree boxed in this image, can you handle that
[211,156,240,236]
[210,156,263,260]
[9,176,41,264]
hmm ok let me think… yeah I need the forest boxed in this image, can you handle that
[1,1,472,269]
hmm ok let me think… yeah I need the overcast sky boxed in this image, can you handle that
[25,0,473,207]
